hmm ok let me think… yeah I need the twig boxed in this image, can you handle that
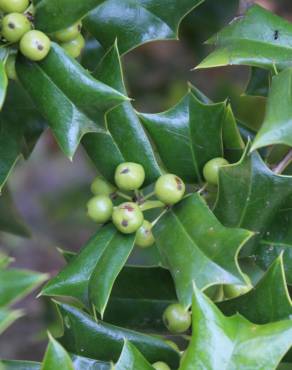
[274,149,292,174]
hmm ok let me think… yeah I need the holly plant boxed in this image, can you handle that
[0,0,292,369]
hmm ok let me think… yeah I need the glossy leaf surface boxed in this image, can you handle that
[115,342,154,370]
[0,308,23,335]
[41,335,74,370]
[154,193,252,306]
[180,286,292,370]
[197,5,292,71]
[0,61,7,110]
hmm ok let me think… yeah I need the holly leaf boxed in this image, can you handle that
[153,193,253,306]
[41,224,135,311]
[115,341,154,370]
[251,68,292,151]
[0,268,47,307]
[139,91,227,183]
[16,44,127,159]
[0,307,23,335]
[0,82,45,192]
[57,302,180,367]
[0,60,8,109]
[41,334,74,370]
[245,67,270,97]
[214,150,292,253]
[197,5,292,71]
[180,285,292,370]
[218,254,292,324]
[82,41,162,185]
[0,188,30,237]
[104,266,176,332]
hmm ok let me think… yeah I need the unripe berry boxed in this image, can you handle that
[112,202,144,234]
[20,30,51,61]
[203,157,229,186]
[163,303,191,334]
[152,362,171,370]
[0,0,29,13]
[54,21,82,42]
[155,174,185,205]
[87,195,113,224]
[135,220,155,248]
[115,162,145,191]
[2,13,31,43]
[61,34,85,59]
[91,176,116,197]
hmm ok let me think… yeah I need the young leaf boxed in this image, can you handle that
[83,42,162,185]
[56,302,180,367]
[197,5,292,71]
[0,268,47,307]
[16,43,127,159]
[251,68,292,151]
[41,334,74,370]
[180,285,292,370]
[41,224,135,308]
[218,254,292,324]
[115,341,154,370]
[140,91,226,183]
[0,307,23,335]
[153,193,253,306]
[214,150,292,253]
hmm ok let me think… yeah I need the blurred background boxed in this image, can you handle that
[0,0,291,361]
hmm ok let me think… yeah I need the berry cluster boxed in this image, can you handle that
[1,0,84,80]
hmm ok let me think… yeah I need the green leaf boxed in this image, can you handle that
[84,0,204,54]
[0,268,47,307]
[41,224,135,309]
[0,60,8,110]
[0,360,40,370]
[41,334,74,370]
[34,0,107,33]
[197,5,292,71]
[0,82,45,191]
[180,285,292,370]
[57,302,180,367]
[0,188,30,237]
[115,342,154,370]
[104,266,176,332]
[153,193,253,306]
[140,91,226,183]
[83,42,161,185]
[251,68,292,151]
[0,307,23,335]
[245,67,270,97]
[16,43,127,159]
[214,150,292,253]
[218,254,292,323]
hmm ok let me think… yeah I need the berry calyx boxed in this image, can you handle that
[5,54,17,80]
[203,157,229,186]
[163,303,191,334]
[87,195,113,224]
[61,34,85,59]
[154,174,185,205]
[152,362,171,370]
[91,176,116,197]
[0,0,29,13]
[2,13,31,43]
[135,220,155,248]
[112,202,144,234]
[114,162,145,191]
[20,30,51,61]
[54,21,82,42]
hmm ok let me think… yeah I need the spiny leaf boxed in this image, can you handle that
[218,254,292,323]
[41,334,74,370]
[180,285,292,370]
[56,302,180,367]
[83,41,162,185]
[197,5,292,71]
[251,68,292,151]
[153,193,253,306]
[115,342,154,370]
[0,60,8,110]
[0,307,23,335]
[16,43,127,159]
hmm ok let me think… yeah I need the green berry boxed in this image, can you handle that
[87,195,113,224]
[112,202,144,234]
[224,274,252,299]
[0,0,29,13]
[163,303,191,334]
[2,13,31,43]
[155,174,185,205]
[91,176,116,197]
[20,30,51,61]
[61,34,85,58]
[135,220,155,248]
[203,157,229,186]
[54,21,82,42]
[114,162,145,191]
[5,54,17,80]
[152,362,171,370]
